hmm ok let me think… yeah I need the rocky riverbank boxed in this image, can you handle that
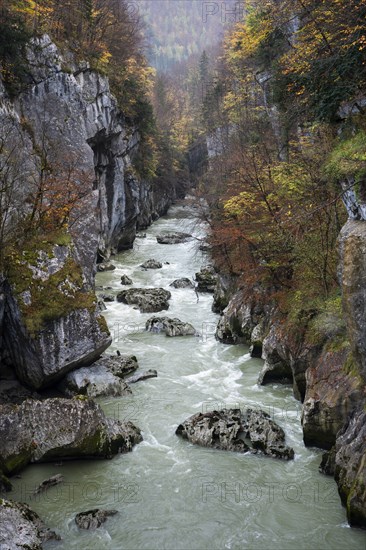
[212,220,366,528]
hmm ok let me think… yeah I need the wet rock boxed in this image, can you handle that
[249,324,264,358]
[96,354,139,378]
[176,409,249,453]
[146,317,197,337]
[75,509,118,530]
[169,278,194,289]
[136,233,146,239]
[0,499,60,548]
[319,447,336,476]
[141,259,162,269]
[117,288,171,313]
[176,408,294,460]
[244,409,294,460]
[335,410,366,528]
[157,232,193,244]
[0,398,142,476]
[58,364,132,398]
[121,275,133,286]
[195,266,217,293]
[100,294,115,302]
[97,263,116,272]
[33,474,64,495]
[126,370,158,384]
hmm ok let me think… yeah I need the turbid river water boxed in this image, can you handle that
[9,202,366,549]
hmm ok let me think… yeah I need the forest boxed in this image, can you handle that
[1,0,366,547]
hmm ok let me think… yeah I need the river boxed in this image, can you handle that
[9,201,366,549]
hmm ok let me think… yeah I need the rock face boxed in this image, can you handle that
[169,278,194,289]
[146,317,197,337]
[0,499,59,549]
[117,288,171,313]
[176,409,294,460]
[75,509,118,530]
[0,398,142,476]
[141,259,163,269]
[301,347,363,450]
[334,410,366,528]
[339,220,366,379]
[0,34,184,389]
[156,232,193,244]
[195,266,217,293]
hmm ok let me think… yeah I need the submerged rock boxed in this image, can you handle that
[156,232,193,244]
[176,408,294,460]
[126,370,158,384]
[169,278,194,289]
[117,288,171,313]
[33,474,64,495]
[0,499,60,548]
[121,275,133,286]
[146,317,197,337]
[75,509,118,530]
[141,259,162,269]
[0,398,142,476]
[195,266,217,293]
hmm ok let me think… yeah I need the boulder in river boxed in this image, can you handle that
[156,232,193,245]
[176,408,294,460]
[33,474,64,495]
[126,370,158,384]
[100,294,115,303]
[0,398,142,476]
[121,274,133,286]
[169,278,195,289]
[0,499,60,548]
[97,354,139,378]
[195,266,218,293]
[97,262,116,272]
[117,288,171,313]
[141,259,162,269]
[146,317,197,337]
[58,364,132,398]
[75,509,118,530]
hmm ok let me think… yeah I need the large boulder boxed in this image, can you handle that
[0,499,59,549]
[169,278,194,289]
[58,365,132,398]
[146,317,197,337]
[117,288,171,313]
[140,259,162,269]
[3,244,111,390]
[334,410,366,528]
[195,266,217,293]
[75,509,118,530]
[156,232,193,244]
[0,398,142,476]
[176,408,294,460]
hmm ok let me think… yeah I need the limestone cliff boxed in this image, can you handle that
[214,219,366,528]
[0,36,180,389]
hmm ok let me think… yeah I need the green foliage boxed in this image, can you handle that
[0,5,31,96]
[326,132,366,180]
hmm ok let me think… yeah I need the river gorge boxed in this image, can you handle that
[5,202,365,550]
